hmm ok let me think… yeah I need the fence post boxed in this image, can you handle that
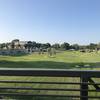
[80,76,89,100]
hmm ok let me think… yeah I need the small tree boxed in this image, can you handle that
[47,48,56,57]
[47,48,52,56]
[51,48,56,56]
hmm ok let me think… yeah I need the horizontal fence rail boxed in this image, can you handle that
[0,68,99,100]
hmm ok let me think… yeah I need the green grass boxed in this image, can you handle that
[0,51,100,69]
[0,51,100,99]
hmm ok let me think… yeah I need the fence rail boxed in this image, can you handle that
[0,68,99,100]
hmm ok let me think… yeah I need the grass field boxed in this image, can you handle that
[0,51,100,69]
[0,51,100,100]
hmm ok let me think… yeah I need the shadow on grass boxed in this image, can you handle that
[0,60,100,69]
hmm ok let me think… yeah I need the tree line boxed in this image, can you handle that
[0,39,100,52]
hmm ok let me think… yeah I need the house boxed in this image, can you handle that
[0,39,29,55]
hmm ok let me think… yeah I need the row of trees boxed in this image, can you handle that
[52,43,100,51]
[0,39,100,51]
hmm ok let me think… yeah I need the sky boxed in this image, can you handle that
[0,0,100,44]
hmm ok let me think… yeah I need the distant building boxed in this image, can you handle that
[0,39,29,55]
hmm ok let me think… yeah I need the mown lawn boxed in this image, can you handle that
[0,51,100,100]
[0,51,100,69]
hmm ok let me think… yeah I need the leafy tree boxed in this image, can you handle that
[5,43,10,50]
[24,44,28,49]
[0,44,2,50]
[52,43,60,50]
[12,39,19,42]
[47,48,56,57]
[11,42,15,50]
[36,43,42,49]
[40,43,51,49]
[41,44,46,49]
[0,43,6,50]
[47,48,52,56]
[27,41,33,52]
[61,42,70,50]
[45,43,51,49]
[32,41,37,48]
[88,43,97,50]
[71,44,79,50]
[17,43,21,49]
[11,39,20,49]
[96,43,100,50]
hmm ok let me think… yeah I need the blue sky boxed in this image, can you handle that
[0,0,100,44]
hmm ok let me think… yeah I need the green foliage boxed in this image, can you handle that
[1,39,100,52]
[11,42,15,50]
[61,42,70,50]
[87,43,97,50]
[52,43,60,50]
[71,44,79,50]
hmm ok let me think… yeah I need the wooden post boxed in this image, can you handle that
[80,76,88,100]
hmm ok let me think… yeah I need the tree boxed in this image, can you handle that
[51,48,56,55]
[47,48,52,56]
[27,41,33,52]
[61,42,70,50]
[11,42,15,50]
[5,43,10,50]
[32,41,37,48]
[45,43,51,49]
[52,43,60,50]
[11,39,20,49]
[24,44,27,49]
[0,43,6,50]
[36,43,42,49]
[96,43,100,50]
[47,48,56,57]
[79,45,86,50]
[71,44,79,50]
[17,43,21,49]
[40,43,51,49]
[88,43,97,50]
[12,39,19,42]
[0,44,2,50]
